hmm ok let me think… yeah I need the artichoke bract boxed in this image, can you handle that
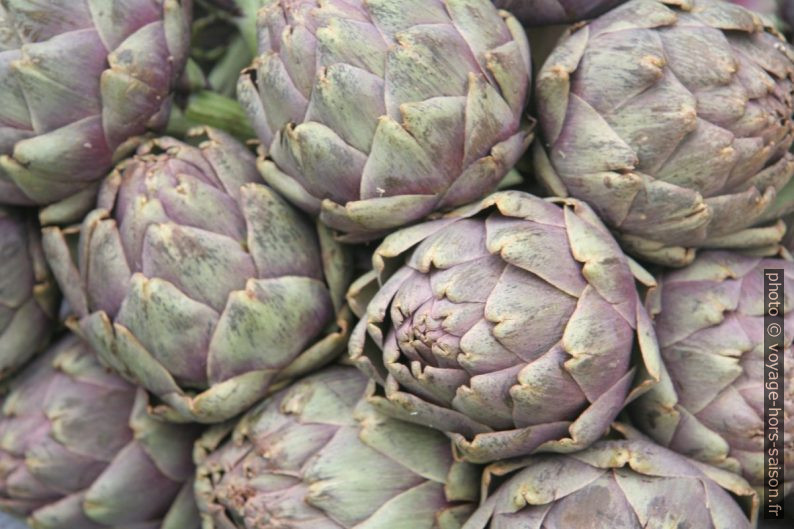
[0,207,58,380]
[492,0,626,25]
[631,251,794,499]
[195,365,480,529]
[463,437,758,529]
[730,0,782,15]
[534,0,794,266]
[348,191,662,463]
[729,0,792,30]
[0,0,191,221]
[42,128,353,424]
[237,0,534,242]
[0,334,202,529]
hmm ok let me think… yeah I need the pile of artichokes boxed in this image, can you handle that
[0,0,792,528]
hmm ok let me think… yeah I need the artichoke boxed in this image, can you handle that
[463,435,758,529]
[42,128,353,424]
[533,0,794,266]
[195,365,480,529]
[237,0,534,242]
[0,207,58,380]
[348,190,661,463]
[0,0,192,222]
[631,251,794,499]
[0,334,202,529]
[492,0,627,25]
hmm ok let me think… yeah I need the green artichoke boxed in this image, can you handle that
[42,128,353,424]
[0,334,202,529]
[631,251,794,499]
[348,190,661,463]
[195,365,480,529]
[237,0,534,242]
[0,207,58,380]
[492,0,627,25]
[534,0,794,266]
[0,0,192,222]
[463,434,758,528]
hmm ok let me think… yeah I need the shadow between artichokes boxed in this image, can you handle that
[237,0,535,242]
[41,127,354,424]
[462,425,759,529]
[533,0,794,267]
[492,0,627,25]
[194,365,481,529]
[0,0,192,225]
[348,190,662,464]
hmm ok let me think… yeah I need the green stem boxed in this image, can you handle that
[170,90,256,141]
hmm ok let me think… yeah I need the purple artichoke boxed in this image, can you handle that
[0,0,192,222]
[348,191,661,463]
[237,0,534,242]
[195,365,480,529]
[492,0,627,25]
[534,0,794,266]
[631,251,794,499]
[42,128,353,424]
[0,207,58,380]
[0,334,202,529]
[464,435,758,529]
